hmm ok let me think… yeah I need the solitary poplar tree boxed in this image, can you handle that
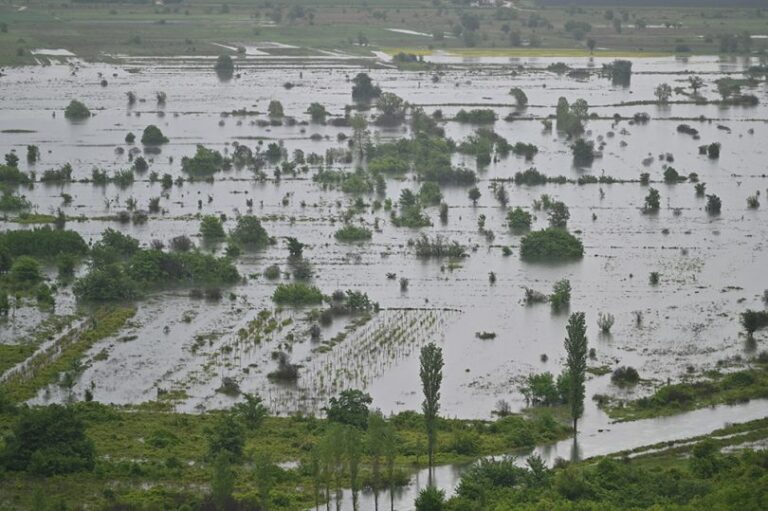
[564,312,588,432]
[420,342,444,473]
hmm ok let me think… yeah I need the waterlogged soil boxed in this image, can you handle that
[1,53,767,422]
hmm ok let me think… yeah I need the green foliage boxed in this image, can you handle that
[0,164,31,184]
[351,73,381,102]
[141,125,168,145]
[415,486,445,511]
[368,156,409,174]
[0,191,31,211]
[1,404,95,475]
[0,227,87,259]
[272,283,323,306]
[268,99,284,118]
[520,228,584,261]
[232,394,268,430]
[644,187,661,211]
[455,109,497,124]
[230,215,269,248]
[571,138,594,166]
[519,372,560,406]
[307,102,327,122]
[564,312,588,431]
[705,194,722,214]
[507,207,532,230]
[199,215,225,240]
[181,145,227,177]
[324,390,372,429]
[214,54,234,71]
[9,256,42,285]
[419,182,443,205]
[206,413,244,460]
[73,264,138,301]
[420,343,444,469]
[509,87,528,106]
[611,366,640,386]
[550,278,571,311]
[334,224,372,242]
[64,100,91,119]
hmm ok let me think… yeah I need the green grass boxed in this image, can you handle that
[604,364,768,422]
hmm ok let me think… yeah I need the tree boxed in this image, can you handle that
[230,216,269,248]
[548,201,570,229]
[1,404,95,475]
[64,100,91,120]
[382,424,398,511]
[571,139,594,166]
[351,73,381,102]
[415,486,445,511]
[324,389,372,429]
[253,450,275,511]
[367,411,386,510]
[214,54,234,72]
[210,452,235,510]
[375,92,406,125]
[206,413,245,460]
[689,75,704,95]
[232,393,267,430]
[655,83,673,104]
[468,187,481,205]
[564,312,588,432]
[268,100,284,118]
[509,87,528,106]
[285,237,305,258]
[200,215,226,240]
[351,113,369,160]
[587,38,596,53]
[345,426,363,510]
[141,125,168,145]
[307,102,327,122]
[9,256,42,284]
[420,343,444,473]
[644,188,660,212]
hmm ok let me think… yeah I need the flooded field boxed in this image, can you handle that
[1,52,767,425]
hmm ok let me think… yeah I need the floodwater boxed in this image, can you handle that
[1,53,767,424]
[338,398,768,511]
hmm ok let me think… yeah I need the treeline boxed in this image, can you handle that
[538,0,764,6]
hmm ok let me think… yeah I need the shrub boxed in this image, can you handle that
[520,228,584,261]
[0,227,87,258]
[64,100,91,120]
[1,405,95,475]
[141,125,168,145]
[323,389,372,429]
[414,234,466,258]
[507,207,532,230]
[214,54,234,72]
[571,139,594,166]
[73,265,138,302]
[741,309,768,335]
[611,366,640,386]
[597,312,615,333]
[200,215,226,240]
[455,108,497,124]
[170,235,193,252]
[415,486,445,511]
[419,182,443,205]
[334,224,372,242]
[230,216,269,248]
[9,256,42,285]
[705,194,722,214]
[263,264,281,280]
[0,164,31,184]
[644,188,661,211]
[549,279,571,311]
[272,283,323,305]
[181,145,227,177]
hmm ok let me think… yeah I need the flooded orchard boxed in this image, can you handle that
[1,52,767,429]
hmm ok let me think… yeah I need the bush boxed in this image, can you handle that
[64,100,91,120]
[200,215,226,240]
[520,228,584,261]
[181,145,227,177]
[415,486,445,511]
[1,405,95,475]
[705,194,722,214]
[0,164,31,184]
[214,54,234,72]
[741,309,768,334]
[414,234,466,258]
[263,264,281,280]
[73,265,138,302]
[455,109,497,124]
[611,366,640,386]
[334,224,372,242]
[230,216,269,248]
[272,283,323,305]
[0,227,88,258]
[549,279,571,311]
[323,390,372,429]
[571,139,594,166]
[9,256,42,284]
[141,125,168,145]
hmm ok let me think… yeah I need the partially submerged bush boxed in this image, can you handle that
[272,283,323,305]
[141,125,168,145]
[230,215,269,248]
[334,224,372,242]
[413,234,466,258]
[507,207,532,230]
[611,366,640,386]
[549,279,571,311]
[520,228,584,261]
[64,100,91,120]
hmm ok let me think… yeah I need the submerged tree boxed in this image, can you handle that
[564,312,588,432]
[420,343,444,474]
